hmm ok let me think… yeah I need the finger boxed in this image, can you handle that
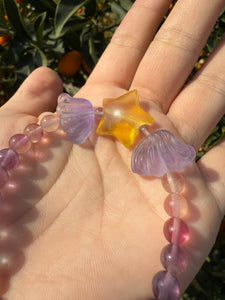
[87,0,172,90]
[168,35,225,150]
[131,0,225,112]
[2,67,63,117]
[198,138,225,215]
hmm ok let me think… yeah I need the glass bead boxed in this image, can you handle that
[162,172,184,193]
[96,90,154,148]
[160,244,188,276]
[40,114,59,133]
[24,123,43,143]
[131,130,196,177]
[164,194,188,218]
[0,166,9,188]
[9,134,31,153]
[57,93,95,145]
[152,270,180,300]
[0,148,19,170]
[164,218,189,245]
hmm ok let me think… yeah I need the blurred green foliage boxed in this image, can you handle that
[0,0,225,299]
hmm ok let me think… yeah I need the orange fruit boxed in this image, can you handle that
[0,34,11,45]
[58,50,83,76]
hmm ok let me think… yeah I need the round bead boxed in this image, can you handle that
[164,194,188,218]
[0,166,9,188]
[0,148,19,170]
[152,270,180,300]
[9,134,31,153]
[24,123,43,143]
[162,172,185,193]
[163,218,189,245]
[40,114,59,133]
[160,244,188,276]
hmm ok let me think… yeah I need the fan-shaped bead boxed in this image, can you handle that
[56,93,95,145]
[131,130,196,177]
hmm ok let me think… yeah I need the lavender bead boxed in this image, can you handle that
[0,148,19,170]
[131,130,196,177]
[160,244,188,276]
[0,166,8,188]
[152,270,180,300]
[56,93,95,145]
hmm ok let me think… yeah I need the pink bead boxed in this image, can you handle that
[0,148,19,170]
[0,166,9,188]
[40,114,59,133]
[152,270,180,300]
[164,194,188,218]
[162,172,184,193]
[164,218,189,245]
[9,134,31,153]
[24,123,43,143]
[160,244,188,276]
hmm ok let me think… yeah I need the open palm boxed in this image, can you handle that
[2,1,225,299]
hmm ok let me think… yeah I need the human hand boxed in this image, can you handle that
[2,0,225,299]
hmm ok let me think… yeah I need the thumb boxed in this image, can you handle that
[1,67,63,117]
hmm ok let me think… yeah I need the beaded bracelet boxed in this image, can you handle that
[0,90,196,299]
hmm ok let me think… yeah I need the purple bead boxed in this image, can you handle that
[0,148,19,170]
[160,244,188,276]
[131,130,196,177]
[56,93,95,144]
[0,166,9,188]
[9,134,31,153]
[152,270,180,300]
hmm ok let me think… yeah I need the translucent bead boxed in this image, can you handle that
[9,134,31,153]
[96,90,154,148]
[164,194,188,218]
[131,130,196,177]
[57,93,95,145]
[160,244,188,276]
[24,123,43,143]
[162,172,184,193]
[152,270,180,300]
[164,218,189,245]
[0,148,19,170]
[0,166,8,188]
[40,114,59,133]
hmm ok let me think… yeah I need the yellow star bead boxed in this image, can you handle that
[96,90,154,148]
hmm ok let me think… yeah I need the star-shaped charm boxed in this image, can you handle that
[96,90,154,148]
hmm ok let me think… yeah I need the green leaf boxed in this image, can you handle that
[28,0,56,16]
[3,0,31,39]
[32,45,48,67]
[54,0,87,38]
[80,26,97,69]
[119,0,133,11]
[111,2,126,20]
[34,12,47,46]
